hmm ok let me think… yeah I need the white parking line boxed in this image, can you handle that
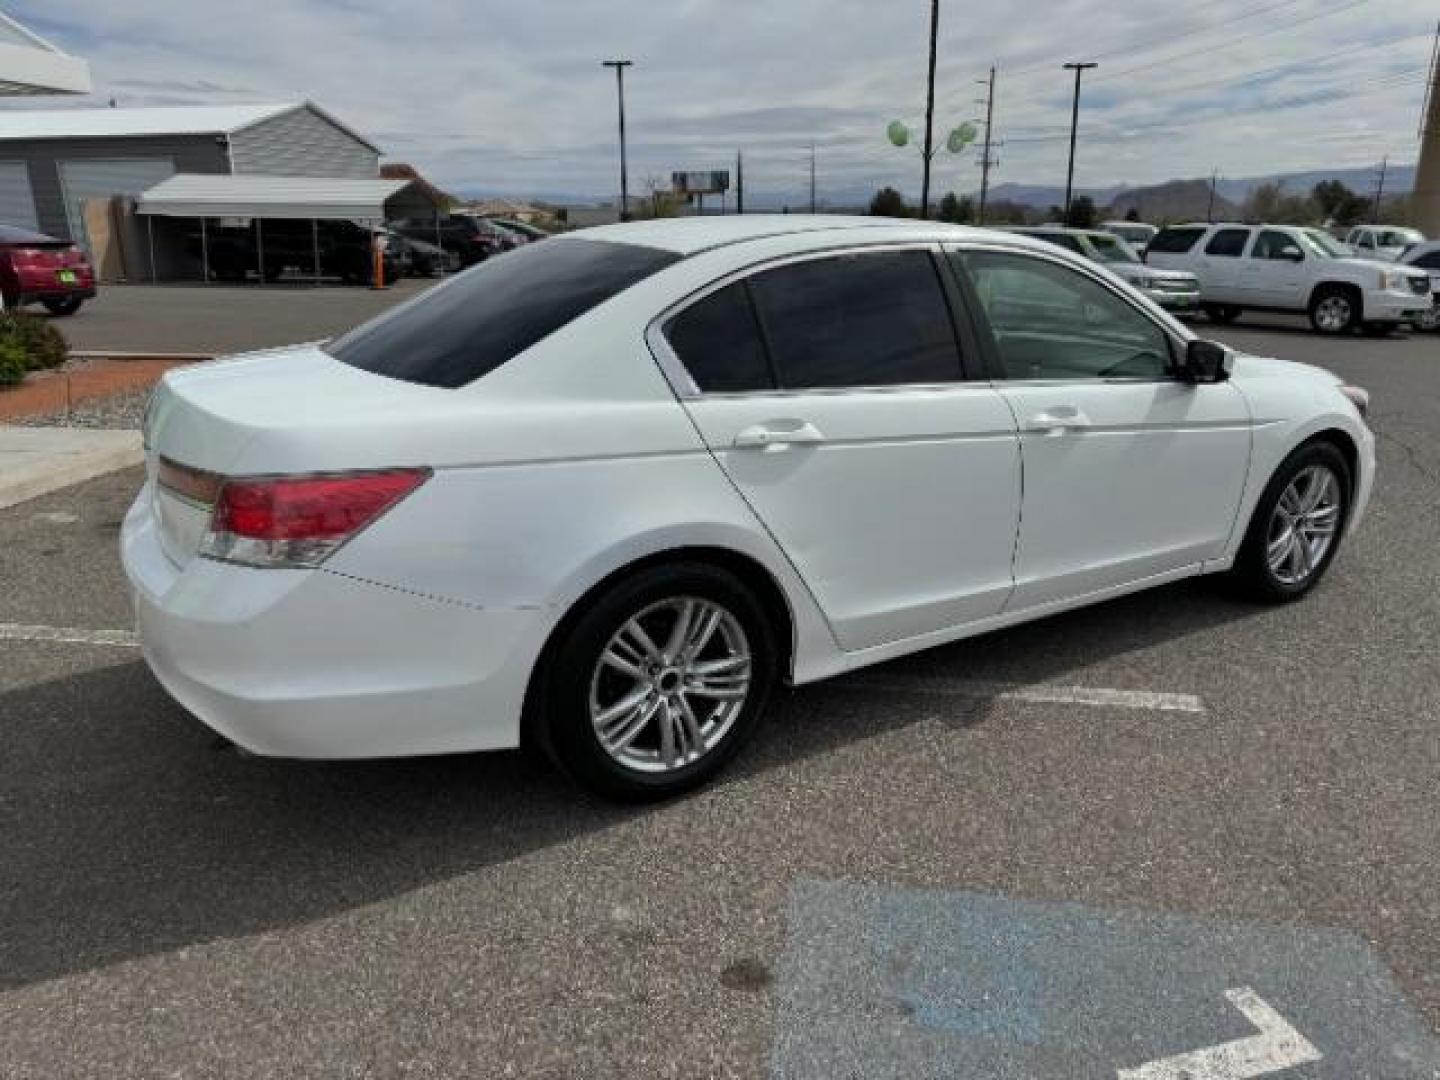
[0,622,140,648]
[850,675,1206,713]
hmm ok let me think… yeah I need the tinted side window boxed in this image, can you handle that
[747,251,962,389]
[1414,251,1440,270]
[1034,233,1084,253]
[328,239,680,388]
[1252,230,1299,260]
[665,282,774,393]
[1205,228,1251,257]
[1147,227,1205,254]
[955,250,1172,381]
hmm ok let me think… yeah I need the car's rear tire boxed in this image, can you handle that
[1308,286,1359,334]
[41,297,82,317]
[1230,441,1351,603]
[1204,304,1241,324]
[539,562,777,801]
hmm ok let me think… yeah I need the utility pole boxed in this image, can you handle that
[736,150,744,214]
[1414,19,1440,235]
[601,60,633,222]
[1207,168,1218,223]
[976,65,997,225]
[809,143,817,214]
[1062,61,1097,222]
[1372,155,1388,224]
[920,0,940,218]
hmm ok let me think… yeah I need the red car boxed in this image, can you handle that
[0,225,96,316]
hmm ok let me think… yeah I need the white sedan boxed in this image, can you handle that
[123,217,1375,799]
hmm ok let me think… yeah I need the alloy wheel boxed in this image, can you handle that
[1313,296,1351,333]
[1266,465,1341,586]
[588,597,752,773]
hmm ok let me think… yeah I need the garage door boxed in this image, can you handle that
[59,157,175,251]
[0,162,39,231]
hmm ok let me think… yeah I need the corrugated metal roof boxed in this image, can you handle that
[0,101,379,150]
[135,172,425,219]
[0,11,91,95]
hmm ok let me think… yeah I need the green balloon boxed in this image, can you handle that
[887,120,911,148]
[946,122,978,153]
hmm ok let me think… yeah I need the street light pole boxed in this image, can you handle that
[602,59,634,222]
[1062,61,1097,222]
[920,0,940,219]
[809,143,817,214]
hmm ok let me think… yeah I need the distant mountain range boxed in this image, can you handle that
[978,164,1414,214]
[454,163,1416,218]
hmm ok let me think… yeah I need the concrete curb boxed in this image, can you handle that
[0,428,144,510]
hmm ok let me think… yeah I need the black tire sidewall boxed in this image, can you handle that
[1235,442,1351,601]
[543,563,777,800]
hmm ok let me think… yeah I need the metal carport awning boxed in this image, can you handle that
[133,173,444,286]
[135,173,438,221]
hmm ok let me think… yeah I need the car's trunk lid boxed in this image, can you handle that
[144,344,447,566]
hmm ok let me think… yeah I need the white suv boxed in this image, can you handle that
[1344,225,1424,262]
[1147,222,1431,335]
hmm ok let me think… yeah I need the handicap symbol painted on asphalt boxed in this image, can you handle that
[772,880,1440,1079]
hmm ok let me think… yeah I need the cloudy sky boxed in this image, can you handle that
[10,0,1434,204]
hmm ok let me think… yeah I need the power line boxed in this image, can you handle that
[1004,0,1371,105]
[1001,0,1310,78]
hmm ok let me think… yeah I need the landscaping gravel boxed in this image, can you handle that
[13,386,150,430]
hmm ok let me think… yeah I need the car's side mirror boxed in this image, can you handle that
[1279,246,1304,262]
[1179,339,1231,384]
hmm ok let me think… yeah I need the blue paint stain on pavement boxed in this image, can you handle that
[772,879,1440,1079]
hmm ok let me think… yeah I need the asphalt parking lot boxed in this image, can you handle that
[1,321,1437,1077]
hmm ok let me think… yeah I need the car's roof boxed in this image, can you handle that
[563,214,1020,256]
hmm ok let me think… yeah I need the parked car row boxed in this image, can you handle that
[1145,222,1432,335]
[1009,226,1200,312]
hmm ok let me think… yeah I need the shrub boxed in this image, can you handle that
[0,338,26,386]
[0,311,68,371]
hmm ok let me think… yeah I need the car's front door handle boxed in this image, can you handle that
[1026,407,1091,435]
[733,421,826,449]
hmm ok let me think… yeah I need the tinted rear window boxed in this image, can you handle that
[1205,228,1251,257]
[747,250,962,389]
[665,281,774,393]
[1147,227,1205,254]
[327,238,680,388]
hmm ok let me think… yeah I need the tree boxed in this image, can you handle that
[938,192,974,224]
[1065,195,1098,228]
[1243,181,1315,225]
[869,186,909,217]
[1311,180,1368,227]
[1124,207,1141,222]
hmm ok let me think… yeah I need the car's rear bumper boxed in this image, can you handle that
[14,285,95,304]
[121,485,544,759]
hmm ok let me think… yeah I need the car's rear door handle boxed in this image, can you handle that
[1026,406,1091,435]
[733,421,826,449]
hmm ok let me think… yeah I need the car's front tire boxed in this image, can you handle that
[1308,286,1359,334]
[539,562,777,801]
[1231,441,1351,602]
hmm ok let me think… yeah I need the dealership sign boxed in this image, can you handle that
[672,171,730,195]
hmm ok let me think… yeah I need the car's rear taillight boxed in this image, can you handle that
[198,468,430,568]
